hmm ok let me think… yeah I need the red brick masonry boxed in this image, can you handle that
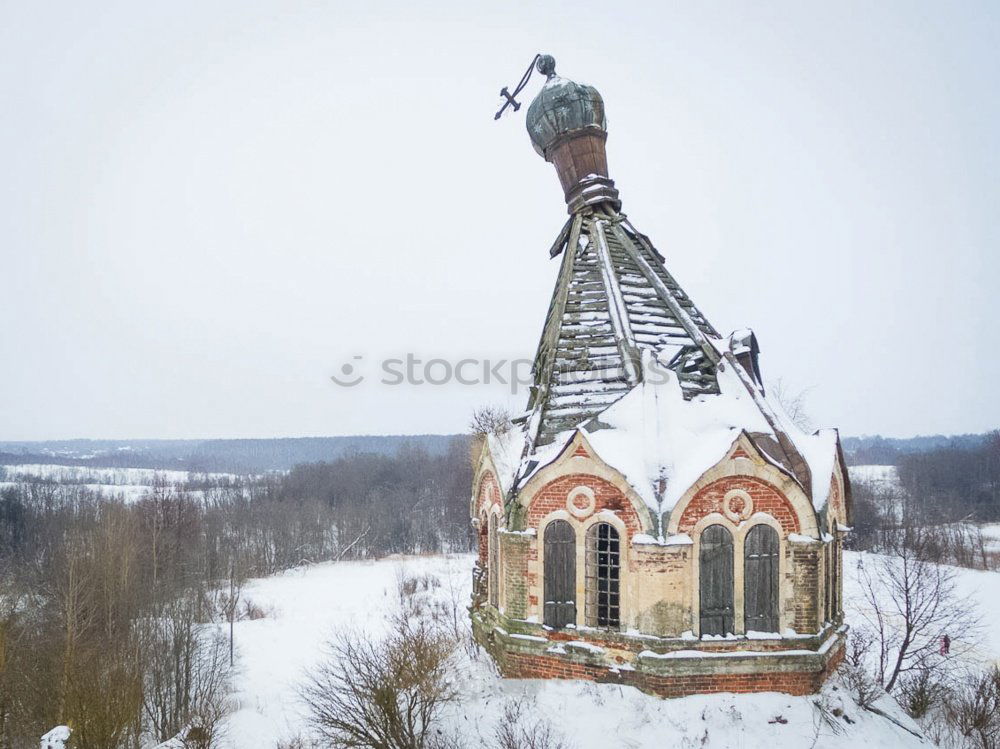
[678,476,801,535]
[501,642,845,698]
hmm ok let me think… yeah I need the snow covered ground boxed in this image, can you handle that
[0,463,247,502]
[218,553,949,749]
[848,464,900,488]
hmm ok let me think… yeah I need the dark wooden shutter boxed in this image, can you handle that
[699,524,734,636]
[823,542,831,622]
[832,538,840,618]
[544,520,576,629]
[744,524,779,633]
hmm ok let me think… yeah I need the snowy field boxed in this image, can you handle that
[848,464,900,488]
[213,552,972,749]
[0,463,248,502]
[843,551,1000,669]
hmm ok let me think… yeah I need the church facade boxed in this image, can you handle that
[470,56,851,698]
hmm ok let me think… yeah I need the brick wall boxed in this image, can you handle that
[677,476,801,534]
[526,473,642,538]
[502,642,845,698]
[476,470,501,566]
[791,545,820,633]
[501,533,531,619]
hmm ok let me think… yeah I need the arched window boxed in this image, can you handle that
[831,536,841,618]
[699,524,734,636]
[487,513,499,607]
[823,540,832,622]
[543,520,576,629]
[585,522,620,629]
[744,524,779,633]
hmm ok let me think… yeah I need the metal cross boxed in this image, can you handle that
[493,54,541,120]
[494,86,522,120]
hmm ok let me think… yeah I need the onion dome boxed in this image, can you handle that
[525,56,607,158]
[524,55,619,213]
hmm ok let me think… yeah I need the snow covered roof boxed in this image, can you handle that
[497,360,840,522]
[522,205,720,448]
[485,423,527,496]
[583,363,839,514]
[492,196,843,517]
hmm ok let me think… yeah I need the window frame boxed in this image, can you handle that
[584,521,621,629]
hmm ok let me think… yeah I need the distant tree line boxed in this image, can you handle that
[0,434,465,474]
[843,432,991,466]
[849,431,1000,569]
[0,438,472,748]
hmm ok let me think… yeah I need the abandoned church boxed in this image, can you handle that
[471,55,851,698]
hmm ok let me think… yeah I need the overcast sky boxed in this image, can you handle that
[1,1,997,441]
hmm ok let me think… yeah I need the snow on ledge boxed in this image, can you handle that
[787,533,820,544]
[633,532,693,546]
[565,640,606,654]
[500,528,536,537]
[509,632,548,643]
[638,632,840,661]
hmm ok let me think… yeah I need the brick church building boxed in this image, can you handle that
[471,56,851,697]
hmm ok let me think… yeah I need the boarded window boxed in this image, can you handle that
[585,522,620,629]
[699,524,734,636]
[823,541,831,622]
[744,524,779,633]
[832,538,840,618]
[488,513,499,607]
[543,520,576,629]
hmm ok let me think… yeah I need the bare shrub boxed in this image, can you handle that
[845,628,874,669]
[841,663,881,710]
[897,667,945,719]
[396,569,450,627]
[301,619,458,749]
[240,598,270,621]
[493,699,571,749]
[944,667,1000,749]
[469,407,512,439]
[808,694,846,746]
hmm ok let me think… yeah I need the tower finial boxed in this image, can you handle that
[524,63,619,213]
[536,54,556,79]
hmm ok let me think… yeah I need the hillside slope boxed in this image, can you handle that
[221,555,929,749]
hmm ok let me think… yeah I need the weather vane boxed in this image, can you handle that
[494,53,557,120]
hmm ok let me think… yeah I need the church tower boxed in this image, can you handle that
[471,56,850,697]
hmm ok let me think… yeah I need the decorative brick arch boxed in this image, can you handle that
[525,473,643,540]
[828,475,845,526]
[475,470,501,565]
[516,433,655,535]
[676,476,801,536]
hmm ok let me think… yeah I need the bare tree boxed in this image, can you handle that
[769,378,813,432]
[854,528,982,693]
[141,595,232,746]
[469,407,512,439]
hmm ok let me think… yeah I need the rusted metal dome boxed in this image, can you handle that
[525,55,607,159]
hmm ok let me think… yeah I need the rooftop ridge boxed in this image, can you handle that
[521,205,721,451]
